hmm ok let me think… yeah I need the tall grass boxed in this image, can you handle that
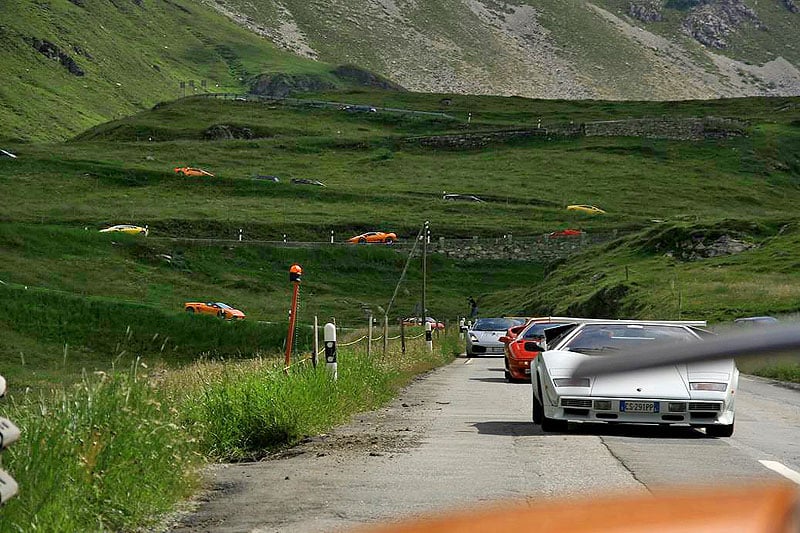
[0,333,458,530]
[171,331,459,461]
[0,363,202,532]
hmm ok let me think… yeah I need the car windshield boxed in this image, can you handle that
[215,303,232,309]
[561,324,697,354]
[522,322,570,339]
[471,318,524,331]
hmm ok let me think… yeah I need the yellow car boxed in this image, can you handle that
[566,204,606,214]
[99,224,148,236]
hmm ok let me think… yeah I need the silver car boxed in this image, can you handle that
[467,317,525,356]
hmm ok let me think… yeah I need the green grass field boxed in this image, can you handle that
[3,71,800,533]
[2,93,800,387]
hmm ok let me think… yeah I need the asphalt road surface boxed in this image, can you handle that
[170,356,800,532]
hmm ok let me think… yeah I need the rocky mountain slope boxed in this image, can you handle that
[205,0,800,99]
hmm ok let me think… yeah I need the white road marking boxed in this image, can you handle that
[463,358,472,365]
[759,460,800,485]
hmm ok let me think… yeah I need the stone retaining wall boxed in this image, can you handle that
[408,233,616,262]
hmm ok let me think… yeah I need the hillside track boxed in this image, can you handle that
[169,357,799,532]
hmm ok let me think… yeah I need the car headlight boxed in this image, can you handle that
[469,334,479,342]
[553,378,590,387]
[690,382,727,392]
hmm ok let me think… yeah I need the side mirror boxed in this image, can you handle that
[524,341,544,353]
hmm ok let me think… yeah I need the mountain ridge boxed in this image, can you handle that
[205,0,800,100]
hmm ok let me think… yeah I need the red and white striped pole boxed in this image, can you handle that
[285,263,303,371]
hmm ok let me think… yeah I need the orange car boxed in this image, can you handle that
[184,302,245,320]
[348,231,397,244]
[174,167,215,177]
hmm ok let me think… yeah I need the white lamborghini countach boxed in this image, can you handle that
[531,320,738,437]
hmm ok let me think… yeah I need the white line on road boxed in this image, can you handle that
[463,358,472,365]
[759,460,800,485]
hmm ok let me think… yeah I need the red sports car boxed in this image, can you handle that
[548,228,583,238]
[503,318,573,382]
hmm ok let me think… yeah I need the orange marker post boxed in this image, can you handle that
[285,263,303,371]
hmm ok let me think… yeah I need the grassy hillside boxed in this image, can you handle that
[0,0,343,142]
[2,92,800,385]
[482,219,800,321]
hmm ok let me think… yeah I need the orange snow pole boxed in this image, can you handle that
[285,263,303,370]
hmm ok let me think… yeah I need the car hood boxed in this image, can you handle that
[469,330,505,344]
[228,309,245,317]
[542,350,692,399]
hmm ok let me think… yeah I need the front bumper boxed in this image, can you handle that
[545,396,734,425]
[467,343,505,355]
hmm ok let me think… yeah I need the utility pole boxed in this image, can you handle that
[421,221,429,326]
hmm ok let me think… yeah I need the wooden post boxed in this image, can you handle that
[400,320,406,354]
[367,313,373,357]
[383,314,389,354]
[312,315,319,368]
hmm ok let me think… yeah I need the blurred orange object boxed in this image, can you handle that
[357,483,799,533]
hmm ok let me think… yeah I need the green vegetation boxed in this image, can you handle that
[176,335,459,461]
[0,221,539,386]
[0,336,457,532]
[2,82,800,533]
[0,0,354,142]
[1,365,202,533]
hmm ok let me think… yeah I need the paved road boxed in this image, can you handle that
[171,356,800,532]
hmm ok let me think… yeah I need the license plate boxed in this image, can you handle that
[524,368,531,375]
[620,401,659,413]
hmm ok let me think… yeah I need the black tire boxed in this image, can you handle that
[186,307,195,313]
[359,237,367,244]
[542,413,568,433]
[384,237,394,244]
[532,389,544,424]
[504,370,513,382]
[217,310,226,319]
[706,422,734,438]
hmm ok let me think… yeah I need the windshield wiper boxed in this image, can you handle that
[569,346,620,354]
